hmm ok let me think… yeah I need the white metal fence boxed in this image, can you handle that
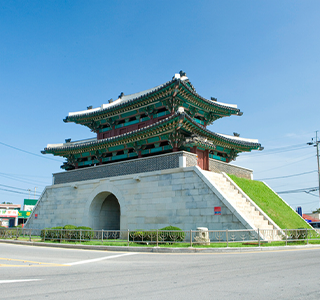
[1,228,319,247]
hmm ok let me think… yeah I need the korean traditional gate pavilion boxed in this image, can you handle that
[42,71,262,170]
[27,71,281,237]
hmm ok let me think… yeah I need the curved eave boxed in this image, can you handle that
[64,79,177,123]
[178,80,241,116]
[64,77,241,125]
[178,113,261,151]
[44,112,261,156]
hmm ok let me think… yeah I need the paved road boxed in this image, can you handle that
[1,243,320,299]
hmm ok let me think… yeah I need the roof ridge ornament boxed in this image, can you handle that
[179,70,186,77]
[177,106,185,114]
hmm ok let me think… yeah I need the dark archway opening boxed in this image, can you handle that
[89,192,121,230]
[99,194,120,230]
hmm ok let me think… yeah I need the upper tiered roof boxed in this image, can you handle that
[63,71,242,129]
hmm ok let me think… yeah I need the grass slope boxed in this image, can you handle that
[228,175,311,229]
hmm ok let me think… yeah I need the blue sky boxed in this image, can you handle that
[1,1,319,213]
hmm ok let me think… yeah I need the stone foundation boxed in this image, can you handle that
[26,166,248,231]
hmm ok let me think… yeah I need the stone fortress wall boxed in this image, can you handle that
[26,151,254,231]
[53,151,253,185]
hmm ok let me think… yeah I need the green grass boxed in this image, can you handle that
[2,236,320,248]
[21,239,320,248]
[228,174,312,229]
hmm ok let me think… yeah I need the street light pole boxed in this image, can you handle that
[308,131,320,207]
[316,131,320,204]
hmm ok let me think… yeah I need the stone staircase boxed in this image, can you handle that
[202,170,283,240]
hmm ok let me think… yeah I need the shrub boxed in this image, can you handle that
[159,226,185,242]
[129,231,157,242]
[64,225,77,230]
[76,226,94,240]
[129,226,185,243]
[41,225,94,241]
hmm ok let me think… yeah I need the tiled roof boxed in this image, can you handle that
[43,110,261,155]
[64,72,240,122]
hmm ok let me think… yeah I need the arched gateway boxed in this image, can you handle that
[88,192,120,230]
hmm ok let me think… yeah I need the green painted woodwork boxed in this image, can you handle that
[194,118,205,125]
[121,110,137,119]
[154,111,170,118]
[150,147,163,153]
[125,119,139,126]
[147,136,160,143]
[141,116,150,122]
[209,153,227,162]
[115,123,124,129]
[100,127,112,132]
[155,102,163,108]
[108,145,125,152]
[111,153,128,161]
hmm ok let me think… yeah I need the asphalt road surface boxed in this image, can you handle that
[1,243,320,299]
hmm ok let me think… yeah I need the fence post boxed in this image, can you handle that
[127,229,129,247]
[306,228,308,245]
[258,228,260,247]
[156,229,159,247]
[29,229,32,242]
[190,230,192,247]
[101,229,104,244]
[80,229,82,243]
[285,228,288,246]
[226,229,228,247]
[16,227,18,240]
[60,228,62,243]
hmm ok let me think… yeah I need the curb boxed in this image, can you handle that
[1,239,320,253]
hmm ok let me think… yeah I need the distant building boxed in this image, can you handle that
[0,203,21,227]
[0,199,38,227]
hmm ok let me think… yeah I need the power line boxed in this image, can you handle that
[0,188,40,197]
[0,184,41,195]
[0,172,52,179]
[245,143,310,156]
[0,173,48,187]
[277,186,319,195]
[255,154,315,174]
[0,141,62,162]
[257,170,317,181]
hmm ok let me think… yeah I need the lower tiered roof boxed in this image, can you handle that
[42,109,262,170]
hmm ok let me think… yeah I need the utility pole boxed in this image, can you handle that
[308,131,320,207]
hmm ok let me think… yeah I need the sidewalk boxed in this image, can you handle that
[1,239,320,253]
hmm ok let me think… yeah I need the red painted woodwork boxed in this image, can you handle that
[196,148,209,170]
[97,113,173,140]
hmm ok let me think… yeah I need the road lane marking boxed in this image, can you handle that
[0,279,42,284]
[66,252,137,266]
[0,257,67,267]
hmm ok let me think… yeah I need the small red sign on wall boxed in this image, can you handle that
[35,214,38,219]
[214,207,221,215]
